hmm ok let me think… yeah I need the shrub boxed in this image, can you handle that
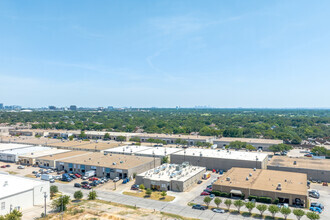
[273,198,279,204]
[257,197,272,204]
[248,195,258,201]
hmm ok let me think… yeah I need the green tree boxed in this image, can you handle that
[116,136,126,142]
[306,212,320,220]
[4,209,23,220]
[228,141,246,150]
[214,198,222,208]
[88,191,97,200]
[129,137,141,142]
[245,202,255,214]
[293,209,305,220]
[280,207,291,220]
[224,199,232,210]
[234,200,244,212]
[203,196,212,207]
[162,156,169,164]
[68,135,74,141]
[103,133,110,140]
[161,191,167,198]
[256,204,267,217]
[139,184,145,190]
[74,190,83,201]
[268,205,280,218]
[311,146,327,156]
[145,188,152,197]
[50,185,58,198]
[51,195,70,211]
[79,131,86,139]
[246,145,256,151]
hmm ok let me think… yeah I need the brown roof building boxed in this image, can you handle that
[213,168,307,207]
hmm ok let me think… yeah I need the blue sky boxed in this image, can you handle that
[1,1,330,108]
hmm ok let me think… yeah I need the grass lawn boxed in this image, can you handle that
[24,174,36,178]
[123,190,175,202]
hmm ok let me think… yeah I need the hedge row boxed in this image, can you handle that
[212,190,244,199]
[248,195,273,204]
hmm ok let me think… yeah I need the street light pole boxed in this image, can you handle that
[44,192,47,218]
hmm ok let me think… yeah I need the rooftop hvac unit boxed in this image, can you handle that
[89,158,91,160]
[226,177,231,181]
[249,173,252,177]
[293,161,297,165]
[246,177,249,180]
[253,168,256,171]
[112,162,116,165]
[276,183,282,190]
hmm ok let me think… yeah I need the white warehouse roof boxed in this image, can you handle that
[135,147,183,157]
[0,143,33,152]
[0,173,49,199]
[0,146,52,156]
[172,148,268,162]
[104,145,152,154]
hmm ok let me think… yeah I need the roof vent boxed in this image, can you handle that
[253,168,256,171]
[120,161,123,163]
[246,177,249,180]
[276,183,282,190]
[249,173,252,177]
[113,162,116,165]
[293,161,297,165]
[89,158,91,160]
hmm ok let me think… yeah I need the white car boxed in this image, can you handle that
[212,208,225,213]
[17,165,25,169]
[82,176,88,180]
[113,177,119,182]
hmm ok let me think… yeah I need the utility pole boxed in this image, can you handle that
[44,192,47,218]
[153,151,155,168]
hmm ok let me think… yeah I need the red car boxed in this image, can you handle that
[75,173,81,178]
[212,169,216,173]
[82,184,91,189]
[89,177,98,181]
[201,191,210,196]
[0,165,6,168]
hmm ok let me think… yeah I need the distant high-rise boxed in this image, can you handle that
[49,106,56,110]
[0,103,3,109]
[69,105,77,111]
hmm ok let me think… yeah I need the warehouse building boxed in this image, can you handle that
[171,148,268,171]
[0,146,52,163]
[0,143,33,152]
[212,168,308,207]
[84,131,141,141]
[36,150,90,168]
[49,140,122,152]
[134,147,183,160]
[214,137,283,151]
[268,156,330,183]
[0,173,50,215]
[136,133,214,145]
[56,152,161,179]
[136,162,206,192]
[104,145,152,155]
[18,148,70,165]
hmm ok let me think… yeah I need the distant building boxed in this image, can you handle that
[49,106,56,110]
[69,105,77,111]
[0,103,3,109]
[214,137,283,151]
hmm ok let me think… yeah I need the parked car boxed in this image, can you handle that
[75,173,81,178]
[323,182,328,186]
[192,205,207,210]
[310,207,322,213]
[35,173,41,177]
[82,184,92,189]
[49,179,55,183]
[82,176,88,180]
[74,183,81,188]
[113,177,119,182]
[197,180,202,184]
[81,181,89,185]
[17,165,25,169]
[90,182,98,187]
[212,208,225,213]
[32,171,38,174]
[311,203,324,210]
[5,164,10,167]
[131,184,139,190]
[89,177,98,181]
[201,191,210,196]
[207,185,212,188]
[309,191,320,199]
[210,194,215,199]
[0,165,6,168]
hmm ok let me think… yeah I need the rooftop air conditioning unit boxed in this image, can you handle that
[226,177,231,181]
[113,162,116,165]
[253,168,256,171]
[276,183,282,190]
[293,161,297,165]
[246,177,249,180]
[249,173,252,177]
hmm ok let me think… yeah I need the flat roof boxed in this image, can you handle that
[269,156,330,171]
[0,173,48,199]
[85,131,141,137]
[214,168,307,196]
[137,133,213,140]
[172,148,268,162]
[215,137,283,145]
[38,150,90,161]
[135,147,183,157]
[58,152,155,170]
[19,148,70,159]
[0,143,33,151]
[0,146,52,156]
[74,142,122,150]
[104,145,152,154]
[6,137,62,145]
[138,163,205,182]
[48,140,89,147]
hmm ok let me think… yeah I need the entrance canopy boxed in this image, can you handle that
[230,189,242,195]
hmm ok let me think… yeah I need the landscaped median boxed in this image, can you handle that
[123,190,175,202]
